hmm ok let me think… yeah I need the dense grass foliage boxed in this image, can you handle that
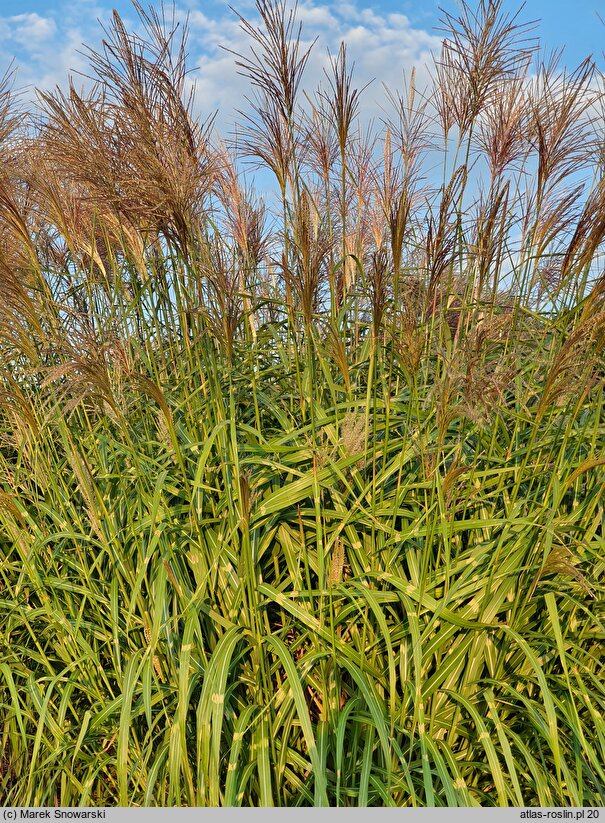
[0,0,605,805]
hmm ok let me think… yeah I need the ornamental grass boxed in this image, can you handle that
[1,0,604,806]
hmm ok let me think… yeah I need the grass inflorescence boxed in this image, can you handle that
[0,0,604,806]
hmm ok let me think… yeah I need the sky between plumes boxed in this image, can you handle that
[0,0,603,136]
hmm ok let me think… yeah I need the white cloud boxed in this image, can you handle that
[296,3,339,30]
[5,12,57,44]
[184,0,442,132]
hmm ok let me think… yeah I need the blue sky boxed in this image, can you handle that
[0,0,603,133]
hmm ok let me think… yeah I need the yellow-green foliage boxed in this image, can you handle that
[0,0,604,806]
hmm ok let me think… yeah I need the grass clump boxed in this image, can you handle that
[0,0,604,806]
